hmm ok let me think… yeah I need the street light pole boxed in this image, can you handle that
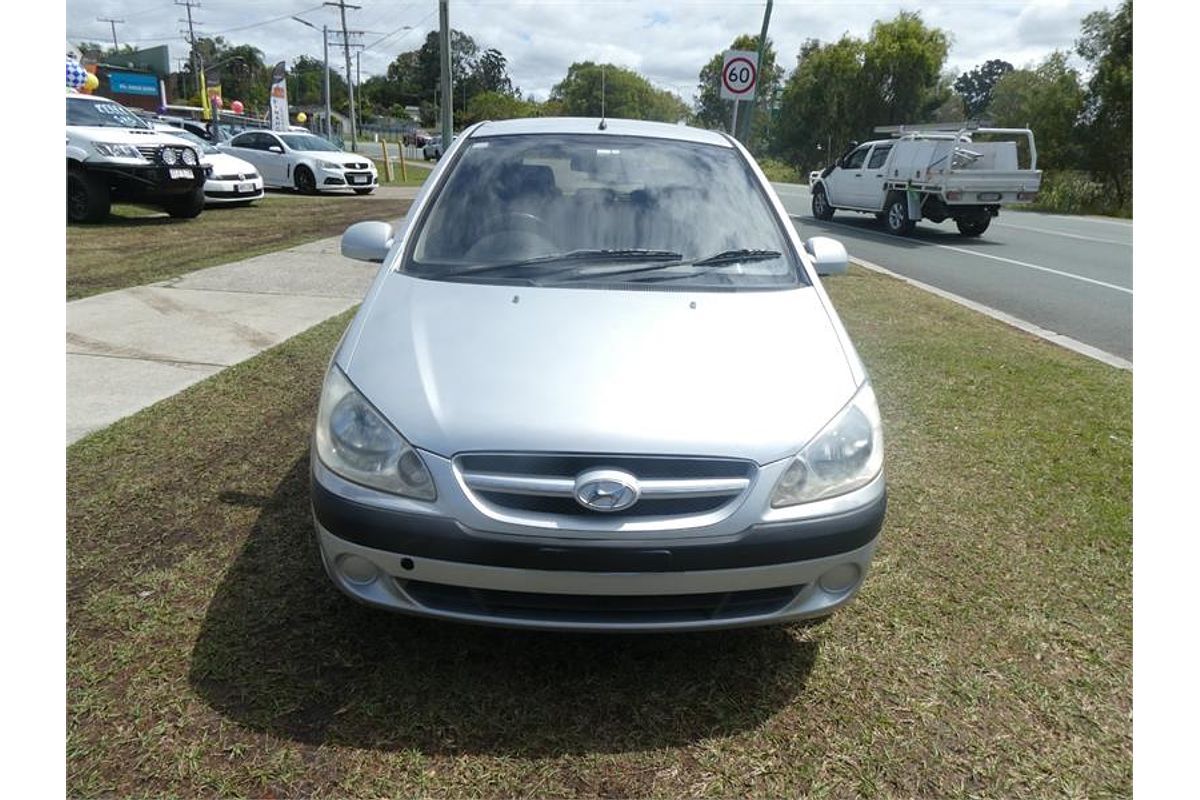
[743,0,774,146]
[293,16,335,141]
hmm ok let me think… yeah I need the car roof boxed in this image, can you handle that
[470,117,733,147]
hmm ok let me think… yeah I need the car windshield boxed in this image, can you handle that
[407,134,802,290]
[279,133,339,152]
[67,97,148,129]
[163,129,218,154]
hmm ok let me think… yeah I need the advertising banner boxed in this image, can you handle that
[269,61,289,132]
[109,71,159,96]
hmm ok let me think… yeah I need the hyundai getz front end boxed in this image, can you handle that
[312,117,885,632]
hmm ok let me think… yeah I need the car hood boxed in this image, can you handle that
[344,277,858,465]
[203,150,257,175]
[68,126,188,146]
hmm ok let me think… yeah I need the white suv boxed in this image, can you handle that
[66,93,207,223]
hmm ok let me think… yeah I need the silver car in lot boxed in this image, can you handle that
[314,117,886,632]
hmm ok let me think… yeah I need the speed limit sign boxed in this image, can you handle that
[720,50,758,100]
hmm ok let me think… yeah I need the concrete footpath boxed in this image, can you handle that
[66,193,417,444]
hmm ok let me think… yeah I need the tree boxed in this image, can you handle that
[462,91,541,125]
[774,36,869,171]
[469,49,517,97]
[861,11,951,125]
[550,62,688,122]
[289,55,348,109]
[987,51,1085,170]
[1076,0,1132,208]
[694,33,783,146]
[954,59,1014,118]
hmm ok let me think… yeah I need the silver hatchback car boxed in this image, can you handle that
[313,117,886,632]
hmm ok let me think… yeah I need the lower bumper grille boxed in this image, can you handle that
[402,580,802,624]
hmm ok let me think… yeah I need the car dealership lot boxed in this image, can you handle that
[66,264,1130,797]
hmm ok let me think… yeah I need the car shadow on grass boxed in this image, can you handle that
[189,455,819,756]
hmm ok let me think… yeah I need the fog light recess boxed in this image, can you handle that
[338,554,379,585]
[818,563,861,594]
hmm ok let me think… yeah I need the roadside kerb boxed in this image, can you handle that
[66,196,417,444]
[847,255,1133,370]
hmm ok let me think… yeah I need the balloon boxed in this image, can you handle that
[83,72,99,93]
[231,100,244,114]
[66,59,87,89]
[296,112,308,124]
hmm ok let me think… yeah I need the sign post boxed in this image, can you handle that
[720,50,758,142]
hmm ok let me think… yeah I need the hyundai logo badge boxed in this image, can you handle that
[573,468,641,512]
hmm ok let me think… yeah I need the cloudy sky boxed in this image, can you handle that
[65,0,1114,102]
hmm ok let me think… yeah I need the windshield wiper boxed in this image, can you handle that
[550,248,783,283]
[433,249,683,281]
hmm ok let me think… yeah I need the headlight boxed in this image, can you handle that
[315,366,436,500]
[180,147,198,166]
[770,382,884,507]
[92,142,143,159]
[160,147,179,165]
[317,160,343,170]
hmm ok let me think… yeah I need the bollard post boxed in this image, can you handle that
[380,140,393,182]
[398,141,408,182]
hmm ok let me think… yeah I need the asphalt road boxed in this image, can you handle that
[771,182,1133,362]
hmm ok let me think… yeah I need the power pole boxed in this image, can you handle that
[176,0,202,100]
[438,0,453,147]
[325,1,361,151]
[97,17,123,51]
[324,26,332,139]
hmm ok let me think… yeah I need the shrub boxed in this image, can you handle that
[1028,170,1131,217]
[756,157,802,183]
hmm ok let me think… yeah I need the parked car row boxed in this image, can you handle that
[66,93,378,224]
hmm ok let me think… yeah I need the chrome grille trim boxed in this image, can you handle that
[461,471,749,499]
[453,453,756,530]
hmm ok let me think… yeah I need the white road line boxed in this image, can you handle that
[791,215,1133,295]
[848,256,1132,371]
[926,241,1132,294]
[992,220,1132,246]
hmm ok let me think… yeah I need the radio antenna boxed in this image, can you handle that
[599,65,607,130]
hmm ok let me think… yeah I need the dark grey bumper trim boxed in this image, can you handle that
[311,477,885,573]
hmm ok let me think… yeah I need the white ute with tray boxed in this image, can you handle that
[810,123,1042,237]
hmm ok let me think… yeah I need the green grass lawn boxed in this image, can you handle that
[66,266,1131,798]
[66,193,414,301]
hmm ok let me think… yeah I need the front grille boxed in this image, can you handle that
[456,453,755,523]
[136,145,160,161]
[402,580,802,624]
[214,172,253,181]
[344,161,369,170]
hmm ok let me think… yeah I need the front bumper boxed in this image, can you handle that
[315,165,377,189]
[204,175,264,203]
[89,163,206,201]
[311,459,886,632]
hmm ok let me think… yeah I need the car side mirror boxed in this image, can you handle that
[269,146,283,153]
[804,236,848,277]
[341,221,395,263]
